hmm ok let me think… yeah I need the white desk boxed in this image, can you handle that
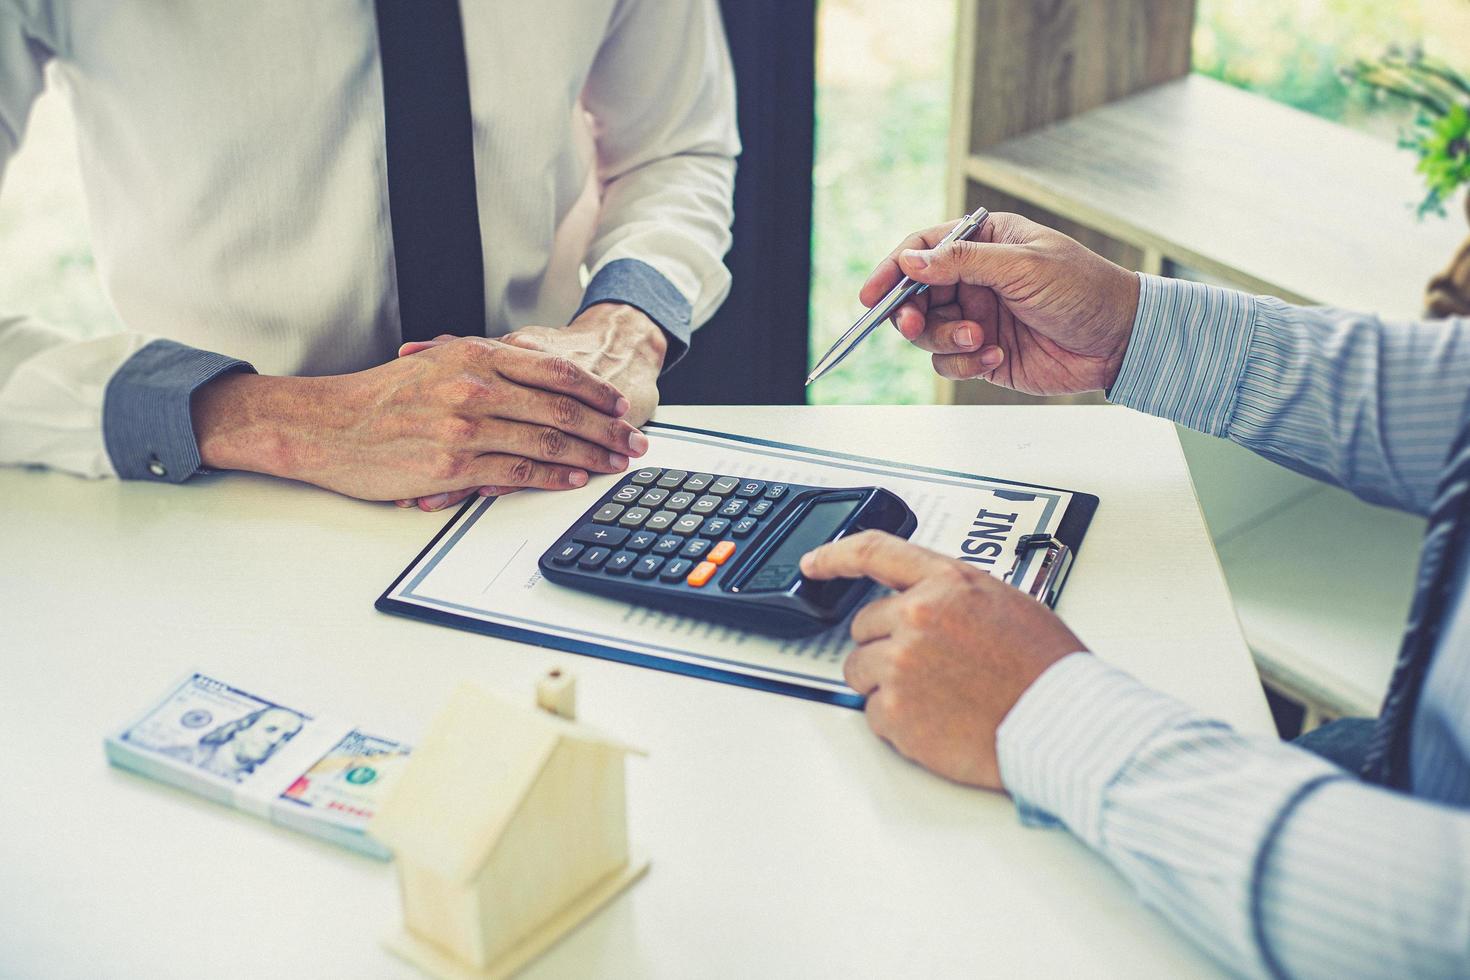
[0,406,1270,979]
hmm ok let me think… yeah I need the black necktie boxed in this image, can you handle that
[1362,425,1470,787]
[373,0,486,343]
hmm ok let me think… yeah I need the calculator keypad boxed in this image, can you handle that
[546,467,798,593]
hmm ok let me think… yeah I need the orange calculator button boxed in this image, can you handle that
[707,541,736,565]
[686,561,718,588]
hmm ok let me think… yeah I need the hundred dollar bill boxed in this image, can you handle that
[106,672,409,859]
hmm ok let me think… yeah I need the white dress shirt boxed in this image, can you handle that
[1000,274,1470,978]
[0,0,737,481]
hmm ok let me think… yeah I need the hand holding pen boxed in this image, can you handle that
[852,210,1142,397]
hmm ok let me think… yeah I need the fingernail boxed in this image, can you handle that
[628,432,649,456]
[420,493,449,511]
[902,249,929,270]
[478,486,501,497]
[956,325,976,348]
[569,470,588,487]
[614,396,631,417]
[608,452,629,470]
[394,499,412,508]
[980,346,1004,368]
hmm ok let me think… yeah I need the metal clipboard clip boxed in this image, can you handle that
[1005,533,1074,606]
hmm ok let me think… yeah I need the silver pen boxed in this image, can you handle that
[805,207,990,386]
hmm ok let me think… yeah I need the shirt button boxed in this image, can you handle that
[147,457,168,478]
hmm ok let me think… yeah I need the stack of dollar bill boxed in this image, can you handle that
[105,672,412,860]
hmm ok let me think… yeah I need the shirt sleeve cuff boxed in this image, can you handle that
[1107,274,1258,437]
[575,258,694,371]
[996,653,1201,847]
[102,339,255,483]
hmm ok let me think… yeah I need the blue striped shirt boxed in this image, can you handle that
[996,274,1470,978]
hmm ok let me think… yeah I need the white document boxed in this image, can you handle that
[380,424,1090,706]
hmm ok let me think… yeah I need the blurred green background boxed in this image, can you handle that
[1,1,1467,403]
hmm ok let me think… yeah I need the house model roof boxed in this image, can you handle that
[368,682,643,883]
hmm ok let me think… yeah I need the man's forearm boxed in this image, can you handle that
[192,371,319,478]
[1109,275,1470,516]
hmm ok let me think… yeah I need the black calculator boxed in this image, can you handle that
[538,466,917,637]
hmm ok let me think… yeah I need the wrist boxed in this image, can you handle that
[571,302,668,368]
[1100,271,1141,390]
[192,372,316,478]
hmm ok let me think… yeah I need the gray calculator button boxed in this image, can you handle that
[550,543,584,565]
[659,558,695,582]
[644,510,677,532]
[637,488,669,508]
[700,517,731,537]
[735,480,765,498]
[618,507,652,528]
[577,546,612,570]
[749,499,774,518]
[656,469,689,489]
[592,503,625,524]
[682,473,714,492]
[651,534,683,555]
[710,476,739,495]
[671,513,704,536]
[666,491,696,511]
[632,555,665,578]
[690,494,722,515]
[612,484,642,504]
[604,551,638,574]
[630,468,661,485]
[718,498,747,518]
[574,524,629,547]
[763,483,789,500]
[731,516,760,538]
[627,530,658,552]
[680,537,713,559]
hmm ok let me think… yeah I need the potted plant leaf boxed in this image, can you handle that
[1344,48,1470,317]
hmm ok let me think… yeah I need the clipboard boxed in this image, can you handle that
[377,422,1098,709]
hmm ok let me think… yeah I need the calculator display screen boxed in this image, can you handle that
[744,498,859,592]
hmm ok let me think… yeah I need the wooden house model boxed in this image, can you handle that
[370,678,647,980]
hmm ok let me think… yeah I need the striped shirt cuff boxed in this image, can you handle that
[1108,274,1258,436]
[102,339,254,483]
[996,654,1198,847]
[576,258,694,371]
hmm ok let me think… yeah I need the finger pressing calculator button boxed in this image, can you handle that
[632,555,665,579]
[731,516,760,538]
[679,537,713,559]
[718,498,747,518]
[651,534,683,555]
[573,525,630,547]
[666,491,696,511]
[611,484,642,504]
[749,499,775,518]
[686,561,718,588]
[550,543,585,565]
[626,530,658,552]
[659,558,695,582]
[735,480,764,498]
[604,550,638,575]
[644,510,677,532]
[699,517,731,537]
[656,469,689,489]
[637,488,669,508]
[618,507,652,528]
[592,503,625,524]
[671,513,704,535]
[763,483,788,500]
[630,468,661,485]
[577,546,612,570]
[682,473,714,492]
[690,494,722,515]
[707,540,736,565]
[710,476,739,495]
